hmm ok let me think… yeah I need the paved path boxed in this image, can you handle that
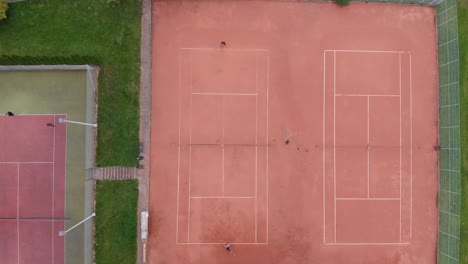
[137,0,152,263]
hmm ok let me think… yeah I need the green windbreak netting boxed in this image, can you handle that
[437,0,461,263]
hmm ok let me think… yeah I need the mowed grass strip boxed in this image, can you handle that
[0,0,141,166]
[95,180,138,264]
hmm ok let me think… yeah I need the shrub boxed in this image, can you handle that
[0,0,8,21]
[335,0,351,6]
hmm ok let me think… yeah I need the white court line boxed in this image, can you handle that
[17,163,20,264]
[180,47,268,52]
[324,242,410,246]
[325,49,407,54]
[175,51,181,243]
[187,54,193,242]
[322,51,327,244]
[399,53,402,243]
[336,198,400,201]
[221,95,225,197]
[176,242,268,245]
[409,54,413,239]
[254,63,260,240]
[14,113,67,116]
[190,196,255,199]
[0,162,54,164]
[367,96,370,198]
[52,115,56,264]
[266,55,270,243]
[333,51,337,243]
[335,94,400,97]
[192,92,257,96]
[62,114,68,264]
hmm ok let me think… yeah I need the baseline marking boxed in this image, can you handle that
[324,242,410,246]
[176,242,269,245]
[190,196,255,199]
[180,47,268,52]
[325,49,407,54]
[336,198,400,201]
[0,162,54,164]
[192,92,257,96]
[335,94,399,97]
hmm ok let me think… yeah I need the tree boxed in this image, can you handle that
[0,0,8,21]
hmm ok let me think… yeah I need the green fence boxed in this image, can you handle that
[436,0,461,263]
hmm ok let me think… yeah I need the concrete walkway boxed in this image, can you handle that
[137,0,152,263]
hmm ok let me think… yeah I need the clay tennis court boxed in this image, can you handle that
[0,115,66,264]
[150,1,438,263]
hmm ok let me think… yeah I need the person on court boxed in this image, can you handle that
[46,123,55,127]
[6,111,14,116]
[220,41,226,48]
[224,243,232,252]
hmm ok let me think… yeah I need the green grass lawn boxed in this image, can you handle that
[0,0,141,166]
[459,0,468,262]
[95,180,138,264]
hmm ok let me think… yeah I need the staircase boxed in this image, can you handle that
[93,167,138,180]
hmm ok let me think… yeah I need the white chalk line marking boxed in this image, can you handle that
[0,162,53,164]
[336,198,400,201]
[190,196,256,199]
[221,95,225,197]
[333,51,337,243]
[176,50,270,245]
[367,96,370,198]
[187,53,193,242]
[335,94,400,97]
[399,53,402,243]
[322,50,327,244]
[192,92,257,96]
[176,242,268,245]
[175,51,182,243]
[324,242,410,246]
[409,54,413,239]
[180,47,268,52]
[255,54,258,243]
[52,115,56,264]
[325,49,408,54]
[266,54,270,244]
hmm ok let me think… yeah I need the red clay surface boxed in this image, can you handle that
[150,2,438,263]
[0,115,66,264]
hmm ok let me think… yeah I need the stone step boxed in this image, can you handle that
[94,167,138,180]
